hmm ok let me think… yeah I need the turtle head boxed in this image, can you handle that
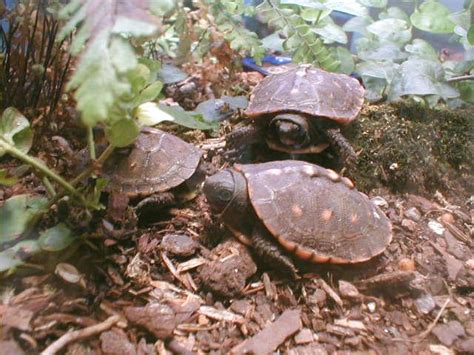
[269,113,310,149]
[203,169,250,219]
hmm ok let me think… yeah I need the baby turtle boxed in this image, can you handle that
[203,160,392,277]
[228,65,364,163]
[102,127,203,216]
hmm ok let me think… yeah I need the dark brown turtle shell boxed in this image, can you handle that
[102,127,202,198]
[245,65,365,124]
[236,160,392,263]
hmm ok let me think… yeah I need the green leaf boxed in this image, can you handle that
[456,81,474,103]
[324,0,368,16]
[110,37,138,73]
[38,223,76,252]
[105,119,140,147]
[387,59,459,101]
[157,64,188,84]
[194,96,248,122]
[366,19,411,44]
[357,60,399,80]
[0,169,18,187]
[158,104,219,131]
[0,107,33,157]
[357,38,408,61]
[261,33,284,52]
[300,8,331,22]
[405,39,438,60]
[312,20,348,44]
[332,47,355,74]
[0,194,48,245]
[410,0,456,33]
[149,0,176,16]
[112,17,158,37]
[0,240,41,273]
[134,81,163,106]
[358,0,387,8]
[280,0,326,9]
[379,7,409,22]
[342,16,373,34]
[468,25,474,45]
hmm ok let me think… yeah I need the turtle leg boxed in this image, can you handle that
[326,128,357,166]
[135,192,176,217]
[251,224,299,279]
[225,125,264,162]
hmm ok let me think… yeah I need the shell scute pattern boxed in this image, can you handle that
[245,66,365,123]
[103,128,202,197]
[239,161,392,263]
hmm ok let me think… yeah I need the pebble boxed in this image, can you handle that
[161,234,198,257]
[440,212,455,224]
[338,280,359,298]
[294,328,314,345]
[432,320,465,346]
[404,207,421,221]
[428,220,445,235]
[371,196,388,208]
[398,258,416,272]
[401,218,417,232]
[414,293,436,314]
[367,302,376,313]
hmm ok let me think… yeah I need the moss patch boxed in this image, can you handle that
[346,102,473,197]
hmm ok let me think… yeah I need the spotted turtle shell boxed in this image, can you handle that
[245,65,365,124]
[103,127,202,197]
[236,160,392,263]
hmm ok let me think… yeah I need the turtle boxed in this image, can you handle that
[102,127,203,218]
[227,64,365,164]
[203,160,392,277]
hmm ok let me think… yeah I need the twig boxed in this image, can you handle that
[447,74,474,82]
[40,315,121,355]
[414,297,450,341]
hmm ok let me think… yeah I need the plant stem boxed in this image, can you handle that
[447,74,474,82]
[87,126,96,161]
[0,138,84,202]
[42,177,56,197]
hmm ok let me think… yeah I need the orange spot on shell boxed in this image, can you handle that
[291,204,303,217]
[294,247,313,261]
[312,254,330,263]
[322,209,333,221]
[350,214,359,223]
[326,169,340,182]
[342,177,354,189]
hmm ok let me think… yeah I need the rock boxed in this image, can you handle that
[367,302,376,313]
[230,299,252,316]
[197,239,257,297]
[443,254,463,281]
[428,220,445,235]
[432,320,465,346]
[444,231,467,260]
[401,218,417,232]
[371,196,388,208]
[457,337,474,352]
[100,328,136,355]
[288,344,328,355]
[404,207,421,221]
[124,303,176,339]
[440,213,455,224]
[294,328,314,345]
[161,233,199,257]
[338,280,359,299]
[414,293,436,314]
[231,309,301,355]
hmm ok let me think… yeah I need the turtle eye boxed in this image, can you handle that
[219,188,233,202]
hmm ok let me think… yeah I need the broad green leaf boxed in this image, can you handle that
[38,223,75,252]
[405,39,438,60]
[379,7,409,22]
[357,60,399,80]
[357,38,408,61]
[410,0,456,33]
[134,81,163,106]
[136,102,175,126]
[358,0,387,8]
[0,169,18,186]
[468,25,474,45]
[300,8,331,22]
[0,240,41,273]
[112,17,158,37]
[157,64,188,84]
[110,37,138,73]
[105,119,140,147]
[158,104,219,130]
[332,47,355,74]
[312,21,347,44]
[456,81,474,103]
[342,16,373,34]
[194,96,248,122]
[360,76,388,101]
[366,19,411,44]
[325,0,368,16]
[0,107,33,157]
[280,0,326,9]
[149,0,176,16]
[387,59,459,101]
[261,33,284,52]
[0,194,48,244]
